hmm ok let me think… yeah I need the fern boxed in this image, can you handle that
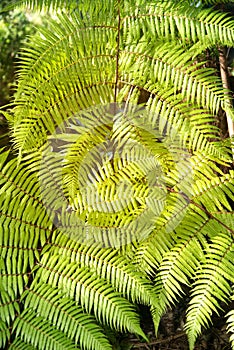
[23,283,112,350]
[1,0,234,349]
[186,232,234,349]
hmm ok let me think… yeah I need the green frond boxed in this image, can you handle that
[146,93,224,157]
[152,229,205,333]
[12,309,80,350]
[0,288,20,324]
[33,253,147,339]
[11,1,234,156]
[122,41,230,116]
[12,11,117,152]
[0,152,53,296]
[3,0,78,12]
[1,1,234,349]
[23,283,112,350]
[9,338,37,350]
[45,233,156,306]
[192,171,234,213]
[132,229,174,276]
[0,319,10,349]
[185,232,234,350]
[124,1,234,45]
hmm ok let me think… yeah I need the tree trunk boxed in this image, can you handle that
[218,47,234,159]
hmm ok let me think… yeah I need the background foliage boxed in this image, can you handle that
[0,1,37,107]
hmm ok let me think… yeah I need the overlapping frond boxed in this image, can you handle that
[45,233,156,305]
[0,147,150,348]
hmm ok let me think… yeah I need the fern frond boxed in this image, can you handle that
[9,338,37,350]
[152,225,206,333]
[12,11,117,152]
[122,41,229,116]
[132,229,174,276]
[185,232,234,350]
[146,91,232,161]
[34,254,147,339]
[0,288,20,325]
[192,171,234,213]
[4,0,78,12]
[23,283,112,350]
[13,309,80,350]
[124,1,234,45]
[45,233,156,307]
[11,1,234,156]
[0,320,10,349]
[1,1,234,349]
[0,152,53,296]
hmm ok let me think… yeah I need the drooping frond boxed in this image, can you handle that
[33,253,146,338]
[135,171,234,334]
[22,283,112,350]
[12,309,80,350]
[185,232,234,350]
[151,227,206,334]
